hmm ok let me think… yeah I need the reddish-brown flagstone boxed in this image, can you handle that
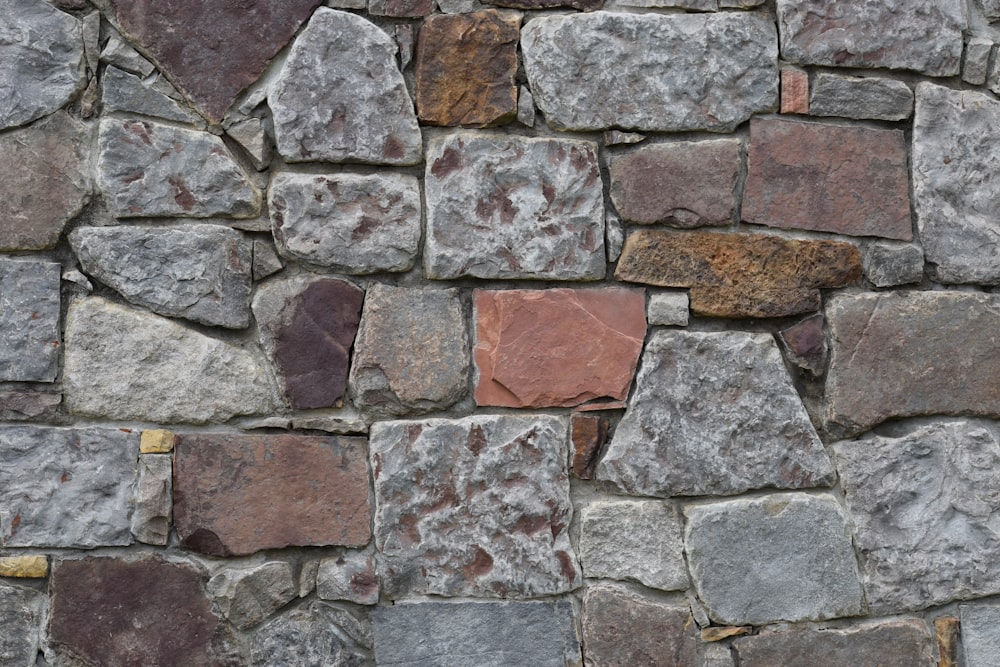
[571,413,609,480]
[781,67,809,114]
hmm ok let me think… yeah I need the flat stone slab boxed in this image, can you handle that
[962,604,1000,667]
[174,433,371,556]
[0,259,60,382]
[685,493,863,625]
[251,602,372,667]
[370,415,581,598]
[425,132,605,280]
[101,65,203,124]
[0,583,45,667]
[522,12,777,132]
[809,73,914,121]
[597,331,834,498]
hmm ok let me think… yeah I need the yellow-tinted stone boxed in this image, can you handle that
[934,616,958,667]
[0,555,49,578]
[701,626,752,642]
[141,429,175,453]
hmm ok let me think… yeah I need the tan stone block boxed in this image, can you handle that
[140,429,175,453]
[0,555,48,578]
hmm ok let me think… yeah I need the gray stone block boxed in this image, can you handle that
[131,454,171,545]
[961,604,1000,667]
[0,259,60,382]
[809,73,913,120]
[251,602,372,667]
[863,241,924,287]
[647,292,689,327]
[101,65,202,124]
[0,583,45,667]
[208,562,297,630]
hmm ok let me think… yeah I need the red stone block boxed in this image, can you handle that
[781,67,809,114]
[571,413,609,480]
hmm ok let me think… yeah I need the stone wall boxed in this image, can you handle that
[3,0,1000,665]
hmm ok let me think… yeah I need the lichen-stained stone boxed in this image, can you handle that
[64,297,279,423]
[251,602,372,667]
[349,285,468,418]
[0,259,60,382]
[833,421,1000,612]
[597,331,834,498]
[370,0,435,18]
[0,583,44,667]
[961,604,1000,667]
[775,313,827,375]
[269,172,421,274]
[425,132,605,280]
[0,556,47,578]
[863,241,924,287]
[776,0,965,77]
[101,65,203,125]
[570,413,608,480]
[372,600,580,666]
[743,117,911,240]
[615,230,862,318]
[317,551,379,605]
[174,433,371,556]
[131,454,171,546]
[809,73,914,121]
[521,12,777,132]
[97,118,260,219]
[610,140,740,227]
[583,583,697,667]
[580,500,687,592]
[370,415,580,599]
[0,391,60,422]
[415,11,519,127]
[826,292,1000,435]
[268,9,422,165]
[685,493,863,626]
[252,276,364,410]
[70,224,252,329]
[208,562,297,630]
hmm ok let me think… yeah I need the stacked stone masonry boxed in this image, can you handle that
[7,0,1000,665]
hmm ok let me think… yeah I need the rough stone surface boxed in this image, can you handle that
[781,66,809,114]
[744,117,911,240]
[494,0,600,9]
[685,493,863,625]
[372,600,580,666]
[582,583,697,667]
[369,0,435,16]
[702,644,736,667]
[580,500,687,591]
[100,31,154,77]
[518,85,536,127]
[610,140,739,227]
[317,551,379,605]
[979,0,1000,17]
[598,331,833,497]
[101,65,203,124]
[131,454,171,546]
[251,602,372,667]
[425,132,605,280]
[251,239,283,281]
[97,118,260,219]
[268,8,422,165]
[834,421,1000,612]
[140,430,175,454]
[64,297,279,423]
[863,242,924,287]
[961,604,1000,667]
[616,230,862,318]
[0,583,44,667]
[252,276,364,410]
[416,11,519,127]
[936,616,959,667]
[174,433,371,556]
[269,171,421,274]
[0,259,60,382]
[208,562,297,629]
[964,38,992,85]
[777,0,966,77]
[521,12,777,132]
[350,285,468,417]
[775,313,827,375]
[809,74,914,121]
[0,555,47,578]
[826,292,1000,434]
[0,425,137,548]
[370,415,580,598]
[0,391,60,422]
[570,413,607,480]
[474,289,644,409]
[70,224,252,328]
[647,292,690,327]
[227,117,270,170]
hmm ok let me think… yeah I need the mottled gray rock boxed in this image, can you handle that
[597,331,833,498]
[809,74,913,121]
[777,0,965,77]
[100,31,155,77]
[685,493,863,625]
[251,240,283,281]
[251,602,372,667]
[370,415,581,598]
[521,12,777,132]
[102,65,203,124]
[517,85,535,127]
[616,0,715,7]
[317,550,379,605]
[703,644,735,667]
[268,8,422,164]
[834,421,1000,612]
[863,242,924,287]
[82,11,99,72]
[964,38,993,85]
[64,297,279,423]
[209,562,297,629]
[0,425,138,548]
[0,391,60,422]
[0,259,60,382]
[227,117,271,170]
[97,118,261,218]
[372,600,580,667]
[131,454,171,545]
[0,0,84,129]
[647,292,689,327]
[70,224,252,328]
[0,584,44,667]
[269,172,421,273]
[961,604,1000,667]
[425,132,605,280]
[606,214,623,262]
[979,0,1000,18]
[580,500,687,591]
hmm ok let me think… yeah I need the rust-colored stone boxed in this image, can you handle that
[934,616,958,667]
[702,626,752,642]
[416,11,519,127]
[781,67,809,114]
[173,433,371,556]
[370,0,435,17]
[615,230,861,319]
[570,413,609,480]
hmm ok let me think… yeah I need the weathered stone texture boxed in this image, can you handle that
[744,117,911,240]
[961,604,1000,667]
[616,230,861,318]
[370,415,580,599]
[0,555,47,578]
[647,293,689,327]
[775,313,827,375]
[809,74,914,121]
[101,65,203,125]
[964,38,993,85]
[979,0,1000,18]
[0,259,60,382]
[131,454,171,546]
[251,602,372,667]
[268,8,422,164]
[0,391,60,422]
[174,433,371,556]
[597,331,833,498]
[474,288,645,409]
[495,0,600,9]
[863,242,924,287]
[425,132,605,280]
[208,562,297,629]
[780,66,809,114]
[570,413,607,480]
[936,616,959,667]
[0,584,44,667]
[251,239,283,281]
[100,31,155,77]
[685,493,863,626]
[317,551,379,605]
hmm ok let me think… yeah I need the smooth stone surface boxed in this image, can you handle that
[425,132,605,280]
[370,415,581,599]
[64,297,279,423]
[775,313,827,375]
[961,604,1000,667]
[269,171,421,274]
[0,259,60,382]
[269,8,422,164]
[131,454,171,545]
[0,391,60,421]
[208,562,297,629]
[597,331,834,498]
[0,584,44,667]
[101,65,202,124]
[863,242,924,287]
[685,493,864,625]
[809,73,914,121]
[522,12,777,132]
[317,551,379,605]
[251,602,372,667]
[647,293,690,327]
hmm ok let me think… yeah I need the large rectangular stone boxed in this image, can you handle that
[0,259,60,382]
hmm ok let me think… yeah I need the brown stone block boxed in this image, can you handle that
[780,67,809,114]
[934,616,958,667]
[570,413,609,480]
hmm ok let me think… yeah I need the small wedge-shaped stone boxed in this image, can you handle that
[64,297,279,423]
[208,562,297,630]
[97,118,260,218]
[598,331,834,498]
[522,12,777,132]
[101,66,203,125]
[0,584,45,667]
[0,259,60,382]
[268,8,422,164]
[131,454,171,546]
